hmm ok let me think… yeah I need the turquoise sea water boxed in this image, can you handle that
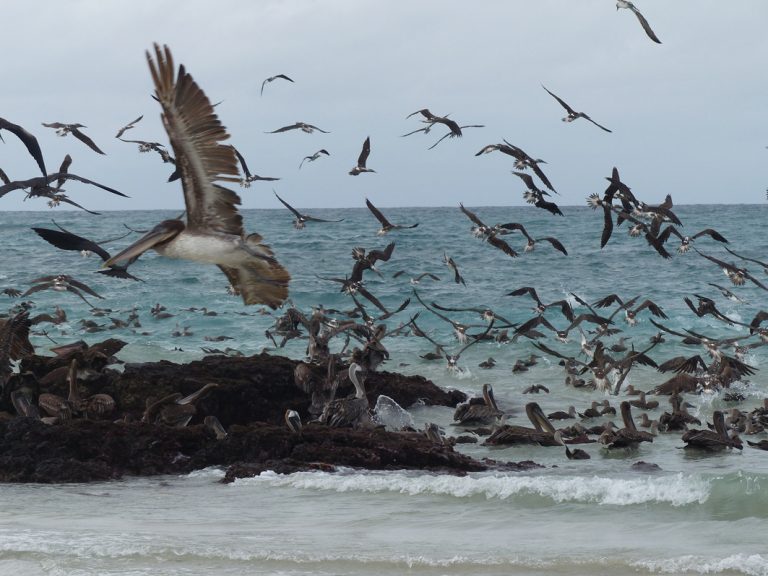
[1,204,767,575]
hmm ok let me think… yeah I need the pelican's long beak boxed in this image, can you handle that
[530,403,556,434]
[102,219,183,268]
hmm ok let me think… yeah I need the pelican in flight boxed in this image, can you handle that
[102,44,290,309]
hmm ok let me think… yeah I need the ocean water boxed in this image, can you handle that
[1,204,767,575]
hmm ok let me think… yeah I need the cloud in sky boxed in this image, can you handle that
[1,0,766,212]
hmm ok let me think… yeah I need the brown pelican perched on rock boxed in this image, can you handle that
[320,363,371,428]
[143,382,219,427]
[284,409,302,433]
[102,45,290,309]
[42,121,106,154]
[616,1,662,44]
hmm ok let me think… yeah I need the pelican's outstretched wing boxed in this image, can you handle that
[147,44,242,235]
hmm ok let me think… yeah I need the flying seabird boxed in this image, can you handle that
[114,115,144,139]
[511,171,563,216]
[0,117,47,176]
[708,283,747,304]
[32,225,142,281]
[443,253,466,285]
[260,74,294,96]
[506,287,574,321]
[274,191,344,229]
[299,149,329,169]
[349,137,376,175]
[497,222,568,255]
[683,294,742,326]
[102,44,290,309]
[695,249,768,290]
[22,274,104,308]
[459,204,519,257]
[42,122,106,154]
[392,270,441,284]
[475,140,556,193]
[541,85,612,133]
[404,108,483,149]
[723,246,768,274]
[657,226,728,253]
[365,198,417,234]
[616,1,662,44]
[266,122,329,134]
[0,171,127,214]
[232,146,280,186]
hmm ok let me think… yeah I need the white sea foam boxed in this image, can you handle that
[234,470,711,506]
[634,554,768,576]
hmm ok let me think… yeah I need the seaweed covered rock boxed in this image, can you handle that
[0,347,490,483]
[0,417,488,483]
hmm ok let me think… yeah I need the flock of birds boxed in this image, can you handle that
[1,3,768,460]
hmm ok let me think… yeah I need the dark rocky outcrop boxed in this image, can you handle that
[0,349,542,483]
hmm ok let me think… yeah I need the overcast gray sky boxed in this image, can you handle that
[1,0,766,211]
